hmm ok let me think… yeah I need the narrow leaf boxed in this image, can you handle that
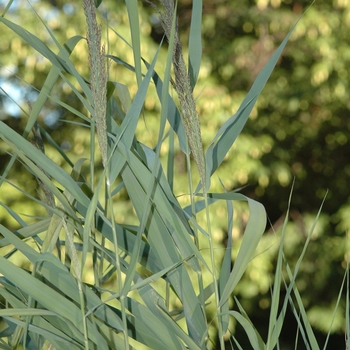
[188,0,202,89]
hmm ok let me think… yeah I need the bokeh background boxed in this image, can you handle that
[1,0,349,348]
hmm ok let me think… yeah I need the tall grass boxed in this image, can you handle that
[0,0,347,349]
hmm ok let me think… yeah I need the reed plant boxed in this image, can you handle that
[0,0,347,349]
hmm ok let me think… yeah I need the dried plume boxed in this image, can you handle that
[155,0,206,191]
[83,0,108,167]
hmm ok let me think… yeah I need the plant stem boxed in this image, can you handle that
[106,165,130,349]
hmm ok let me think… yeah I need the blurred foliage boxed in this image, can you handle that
[0,0,349,348]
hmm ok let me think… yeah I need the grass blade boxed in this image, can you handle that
[218,181,234,333]
[125,0,142,86]
[0,121,90,209]
[204,13,307,191]
[0,17,72,74]
[108,48,159,184]
[188,0,202,89]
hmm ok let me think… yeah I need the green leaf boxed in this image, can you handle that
[203,14,306,191]
[125,0,142,86]
[183,191,266,307]
[0,17,71,74]
[0,121,90,210]
[227,310,266,350]
[219,193,266,306]
[121,161,207,345]
[218,182,234,333]
[188,0,202,89]
[94,0,102,8]
[0,256,108,348]
[108,48,159,184]
[23,35,85,138]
